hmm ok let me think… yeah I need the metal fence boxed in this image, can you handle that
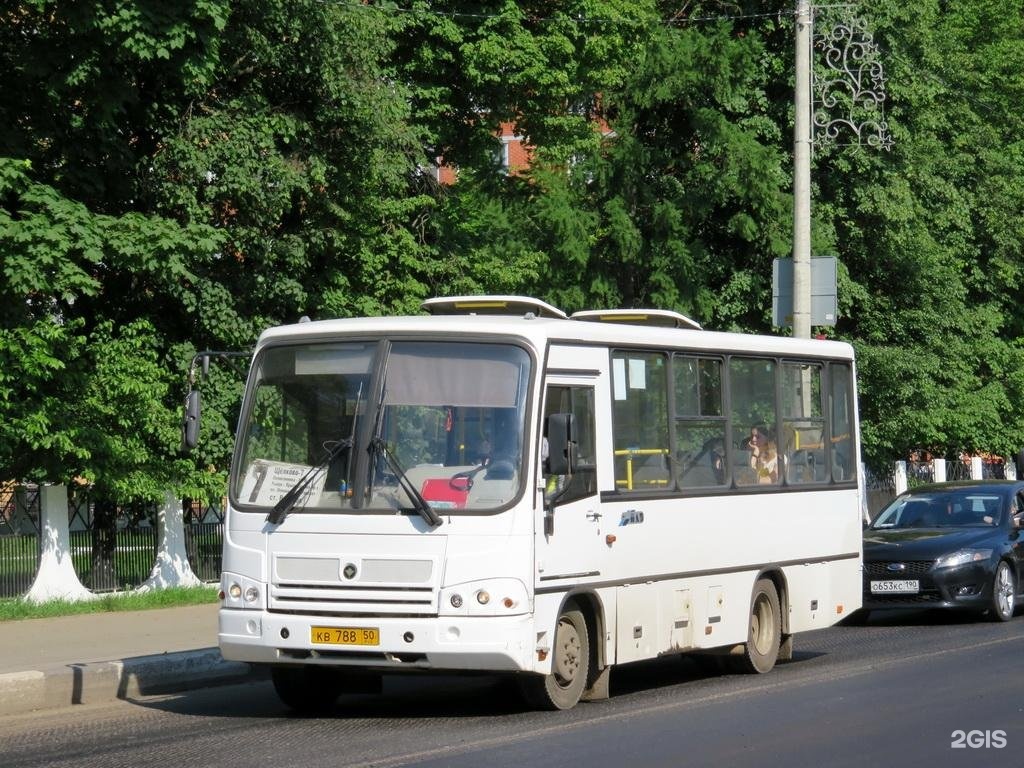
[68,492,157,592]
[981,458,1007,480]
[0,485,41,598]
[184,498,225,583]
[0,486,224,599]
[864,464,897,518]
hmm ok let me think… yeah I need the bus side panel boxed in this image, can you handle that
[784,557,863,633]
[616,570,790,664]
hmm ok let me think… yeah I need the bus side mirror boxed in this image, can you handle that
[546,413,577,476]
[181,389,201,453]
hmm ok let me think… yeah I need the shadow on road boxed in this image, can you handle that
[841,606,1021,628]
[128,646,834,723]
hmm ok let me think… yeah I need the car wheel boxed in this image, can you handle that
[989,560,1015,622]
[518,605,590,710]
[727,577,781,674]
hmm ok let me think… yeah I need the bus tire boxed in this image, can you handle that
[271,666,342,713]
[730,577,781,674]
[518,606,590,710]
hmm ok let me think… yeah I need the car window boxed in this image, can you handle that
[873,491,1003,528]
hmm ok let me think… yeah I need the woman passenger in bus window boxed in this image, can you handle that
[749,426,779,485]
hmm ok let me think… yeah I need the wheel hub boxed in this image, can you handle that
[554,620,581,683]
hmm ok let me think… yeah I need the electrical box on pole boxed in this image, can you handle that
[772,256,837,328]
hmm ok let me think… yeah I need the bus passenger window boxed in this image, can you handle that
[611,351,670,492]
[673,355,727,489]
[730,358,778,487]
[781,362,826,484]
[830,363,855,482]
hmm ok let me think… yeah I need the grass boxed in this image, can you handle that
[0,584,219,622]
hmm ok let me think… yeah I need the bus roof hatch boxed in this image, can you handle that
[421,295,568,320]
[570,309,702,330]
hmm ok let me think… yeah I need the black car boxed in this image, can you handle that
[860,481,1024,621]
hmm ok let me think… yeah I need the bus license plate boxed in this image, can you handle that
[310,626,380,646]
[870,580,919,594]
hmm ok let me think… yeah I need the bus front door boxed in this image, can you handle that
[536,381,606,584]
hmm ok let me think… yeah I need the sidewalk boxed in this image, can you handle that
[0,602,262,716]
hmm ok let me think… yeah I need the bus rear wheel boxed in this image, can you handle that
[729,577,781,674]
[519,606,590,710]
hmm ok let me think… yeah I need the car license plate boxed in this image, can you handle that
[870,579,920,594]
[310,626,380,646]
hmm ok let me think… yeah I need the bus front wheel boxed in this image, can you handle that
[519,606,590,710]
[730,577,781,674]
[271,666,342,713]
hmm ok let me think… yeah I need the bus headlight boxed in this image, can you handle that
[221,572,265,610]
[440,579,529,616]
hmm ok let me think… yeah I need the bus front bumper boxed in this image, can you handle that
[219,608,537,673]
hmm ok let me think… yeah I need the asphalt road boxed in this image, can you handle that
[2,610,1022,768]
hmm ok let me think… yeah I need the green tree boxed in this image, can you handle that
[538,11,791,323]
[1,1,434,499]
[815,0,1024,466]
[0,159,223,499]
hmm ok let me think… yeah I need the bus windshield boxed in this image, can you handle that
[233,340,531,515]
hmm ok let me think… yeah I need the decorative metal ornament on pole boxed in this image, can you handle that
[786,2,891,339]
[813,9,893,151]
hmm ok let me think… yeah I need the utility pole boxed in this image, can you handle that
[792,0,812,340]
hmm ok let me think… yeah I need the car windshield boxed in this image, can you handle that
[233,339,531,514]
[871,489,1004,529]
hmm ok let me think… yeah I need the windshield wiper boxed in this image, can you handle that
[369,437,442,527]
[267,437,354,525]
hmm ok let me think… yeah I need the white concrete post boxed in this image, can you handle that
[933,457,946,484]
[1006,459,1017,481]
[23,484,95,604]
[137,492,201,591]
[970,455,983,480]
[894,461,908,496]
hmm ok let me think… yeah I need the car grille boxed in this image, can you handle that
[866,591,942,604]
[863,560,935,578]
[863,559,941,603]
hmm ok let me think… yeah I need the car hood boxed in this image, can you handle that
[863,527,997,559]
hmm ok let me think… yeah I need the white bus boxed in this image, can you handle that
[217,295,863,711]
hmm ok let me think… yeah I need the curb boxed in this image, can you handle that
[0,649,265,716]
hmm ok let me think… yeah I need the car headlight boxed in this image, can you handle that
[934,548,993,569]
[440,578,530,616]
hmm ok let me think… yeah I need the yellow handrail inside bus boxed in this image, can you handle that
[613,447,670,490]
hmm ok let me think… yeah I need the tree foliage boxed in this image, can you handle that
[2,0,1024,495]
